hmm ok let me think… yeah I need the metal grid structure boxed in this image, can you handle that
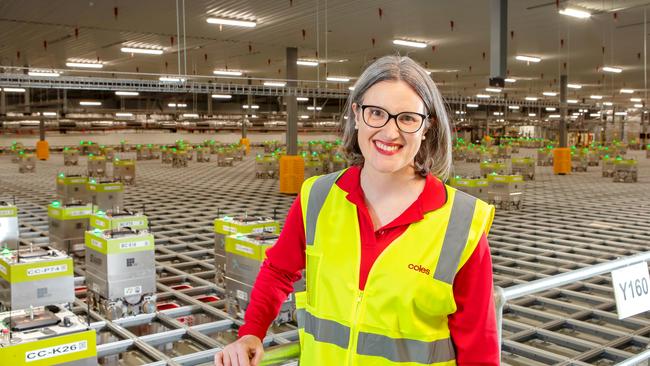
[0,146,649,365]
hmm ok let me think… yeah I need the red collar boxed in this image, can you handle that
[335,165,448,230]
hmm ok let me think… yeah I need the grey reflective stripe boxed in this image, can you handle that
[296,308,306,329]
[357,332,456,364]
[305,171,343,246]
[303,311,350,349]
[433,190,477,284]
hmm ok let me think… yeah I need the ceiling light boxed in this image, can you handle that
[602,102,613,106]
[567,99,578,104]
[250,115,258,118]
[545,107,556,112]
[549,114,561,118]
[590,113,601,117]
[634,103,643,108]
[620,89,634,94]
[206,17,256,28]
[300,115,309,119]
[327,77,350,82]
[493,112,503,116]
[28,70,60,77]
[159,76,185,82]
[602,66,622,73]
[590,95,602,100]
[168,103,187,108]
[525,96,538,101]
[559,8,591,19]
[467,103,479,108]
[476,94,490,99]
[213,70,243,76]
[631,98,642,102]
[115,91,139,96]
[486,87,502,93]
[80,101,101,106]
[242,105,260,109]
[504,78,516,83]
[528,113,536,117]
[392,39,427,48]
[115,112,133,117]
[2,87,26,93]
[516,55,541,63]
[120,47,163,55]
[42,112,57,117]
[570,115,579,119]
[211,94,232,99]
[297,97,309,101]
[182,113,199,118]
[572,112,581,116]
[567,84,582,89]
[508,105,520,110]
[307,106,323,111]
[297,60,319,67]
[615,112,627,116]
[264,81,286,87]
[348,86,355,91]
[543,91,557,97]
[66,61,103,69]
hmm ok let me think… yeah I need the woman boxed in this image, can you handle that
[215,55,498,366]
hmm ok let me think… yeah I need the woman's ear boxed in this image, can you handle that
[352,103,361,129]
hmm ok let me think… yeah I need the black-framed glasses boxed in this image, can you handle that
[359,104,428,133]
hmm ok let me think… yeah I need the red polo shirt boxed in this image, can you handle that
[239,166,499,365]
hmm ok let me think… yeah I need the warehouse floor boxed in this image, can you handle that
[1,147,649,365]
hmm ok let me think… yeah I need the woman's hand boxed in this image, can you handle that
[214,335,264,366]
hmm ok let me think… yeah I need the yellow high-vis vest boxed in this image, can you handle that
[295,170,495,365]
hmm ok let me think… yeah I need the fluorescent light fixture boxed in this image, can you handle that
[525,96,538,101]
[159,76,185,82]
[615,111,627,116]
[476,94,490,99]
[559,8,591,19]
[168,103,187,108]
[300,115,309,119]
[211,94,232,99]
[485,87,502,93]
[567,83,582,89]
[307,106,323,111]
[631,98,642,102]
[545,107,556,112]
[327,76,350,82]
[213,70,243,76]
[549,114,561,118]
[242,105,259,109]
[590,95,602,100]
[508,105,520,110]
[79,101,101,106]
[182,113,199,118]
[516,55,541,63]
[543,91,557,97]
[348,86,355,91]
[634,103,643,108]
[467,103,479,108]
[297,97,309,101]
[620,89,634,94]
[567,99,578,104]
[28,70,60,77]
[493,112,503,116]
[602,102,613,106]
[602,66,622,73]
[115,91,139,96]
[590,113,601,117]
[120,47,163,55]
[297,60,319,67]
[528,113,536,117]
[66,61,103,69]
[264,81,286,87]
[392,39,427,48]
[572,112,581,116]
[570,115,579,119]
[250,115,258,118]
[2,87,26,93]
[115,112,133,117]
[206,17,256,28]
[504,78,516,83]
[42,112,57,117]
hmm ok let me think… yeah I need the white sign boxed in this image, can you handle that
[27,264,68,277]
[222,225,235,233]
[91,239,103,249]
[119,240,150,250]
[25,340,87,362]
[612,262,650,319]
[124,285,142,296]
[235,244,254,255]
[117,220,144,229]
[236,289,248,301]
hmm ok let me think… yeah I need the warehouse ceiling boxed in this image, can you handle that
[1,0,650,107]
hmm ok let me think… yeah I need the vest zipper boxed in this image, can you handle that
[348,290,364,366]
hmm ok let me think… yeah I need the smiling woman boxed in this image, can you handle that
[215,55,498,366]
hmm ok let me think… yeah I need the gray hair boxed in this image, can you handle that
[341,55,453,180]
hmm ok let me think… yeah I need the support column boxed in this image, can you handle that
[485,107,490,139]
[619,109,625,142]
[0,89,5,115]
[489,0,508,88]
[244,94,252,139]
[286,47,298,155]
[207,93,212,116]
[24,88,30,113]
[643,108,648,147]
[62,89,68,115]
[559,75,568,147]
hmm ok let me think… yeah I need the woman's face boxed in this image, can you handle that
[352,80,428,176]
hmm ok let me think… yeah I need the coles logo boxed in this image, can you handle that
[408,263,430,276]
